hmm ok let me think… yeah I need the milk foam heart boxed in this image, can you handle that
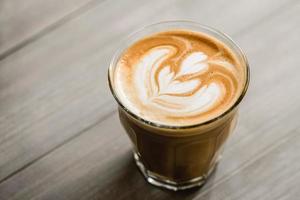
[113,30,245,126]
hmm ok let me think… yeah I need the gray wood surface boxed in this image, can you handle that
[0,0,105,58]
[0,0,299,199]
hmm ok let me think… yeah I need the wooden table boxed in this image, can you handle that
[0,0,299,199]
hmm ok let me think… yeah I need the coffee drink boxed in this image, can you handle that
[109,22,249,190]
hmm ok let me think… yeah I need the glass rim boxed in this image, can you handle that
[108,20,250,130]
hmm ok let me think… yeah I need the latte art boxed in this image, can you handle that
[135,46,233,115]
[114,30,245,126]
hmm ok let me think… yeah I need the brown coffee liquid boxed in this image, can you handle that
[119,107,237,182]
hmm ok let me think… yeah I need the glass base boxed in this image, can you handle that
[133,152,220,191]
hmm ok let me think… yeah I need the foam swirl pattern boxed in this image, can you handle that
[114,30,245,126]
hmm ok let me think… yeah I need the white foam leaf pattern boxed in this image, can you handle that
[155,83,221,115]
[134,47,171,103]
[134,46,222,115]
[158,66,174,92]
[176,52,208,78]
[158,66,200,95]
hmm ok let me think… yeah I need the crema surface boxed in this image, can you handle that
[113,30,245,126]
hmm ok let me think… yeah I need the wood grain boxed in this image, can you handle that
[0,0,106,59]
[0,0,299,199]
[197,128,300,200]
